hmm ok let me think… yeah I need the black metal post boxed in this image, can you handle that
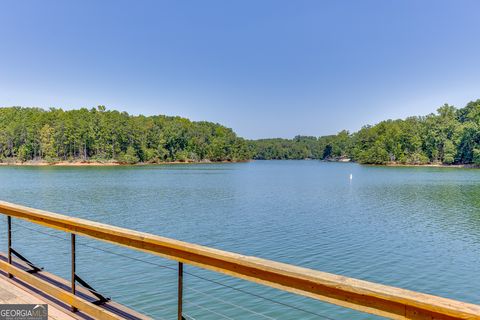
[7,216,12,278]
[71,233,77,312]
[178,262,183,320]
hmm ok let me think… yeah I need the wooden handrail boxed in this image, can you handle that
[0,200,478,320]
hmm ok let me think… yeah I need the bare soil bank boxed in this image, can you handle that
[0,160,249,166]
[0,159,476,168]
[380,162,479,168]
[324,159,479,168]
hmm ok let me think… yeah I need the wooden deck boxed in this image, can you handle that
[0,253,150,320]
[0,274,76,320]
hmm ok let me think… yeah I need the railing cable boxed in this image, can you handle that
[183,313,197,320]
[12,222,337,320]
[11,222,177,272]
[182,270,336,320]
[185,300,236,320]
[185,285,276,319]
[5,222,175,320]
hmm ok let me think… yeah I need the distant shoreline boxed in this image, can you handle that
[325,159,480,168]
[0,159,249,167]
[381,162,479,168]
[0,159,478,168]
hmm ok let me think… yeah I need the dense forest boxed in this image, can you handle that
[250,131,350,161]
[252,99,480,165]
[1,99,480,165]
[0,106,251,163]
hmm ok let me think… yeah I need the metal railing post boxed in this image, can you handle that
[7,216,12,278]
[71,233,77,312]
[178,262,183,320]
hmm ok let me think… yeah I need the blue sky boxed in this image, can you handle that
[1,1,479,139]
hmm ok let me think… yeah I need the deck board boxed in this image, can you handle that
[0,275,77,320]
[0,253,151,320]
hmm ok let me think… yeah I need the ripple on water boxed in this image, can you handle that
[0,161,479,318]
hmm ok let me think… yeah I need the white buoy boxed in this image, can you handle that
[349,173,353,180]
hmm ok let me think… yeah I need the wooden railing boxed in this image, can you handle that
[0,200,478,320]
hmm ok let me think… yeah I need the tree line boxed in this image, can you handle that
[251,99,480,165]
[0,106,251,163]
[1,99,480,165]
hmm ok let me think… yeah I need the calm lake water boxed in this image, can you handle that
[0,161,479,319]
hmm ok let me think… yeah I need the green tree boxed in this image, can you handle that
[118,146,139,164]
[39,124,56,161]
[473,148,480,165]
[17,145,30,162]
[443,140,456,164]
